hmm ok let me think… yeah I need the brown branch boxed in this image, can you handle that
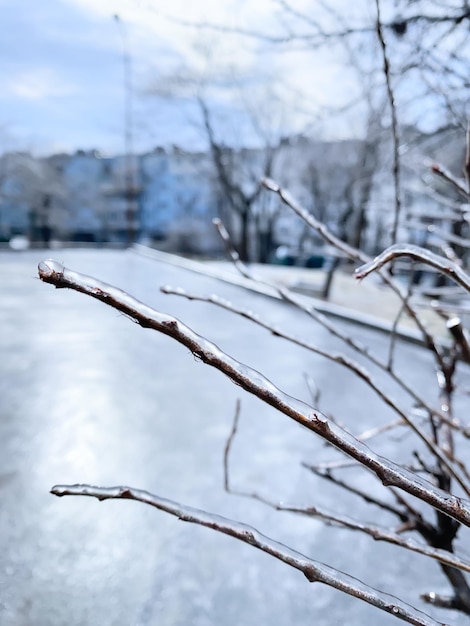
[391,489,435,537]
[465,123,470,195]
[50,483,445,626]
[227,480,470,578]
[223,415,470,576]
[38,259,470,527]
[212,218,253,279]
[304,464,415,523]
[447,317,470,365]
[355,244,470,293]
[213,215,466,439]
[224,399,241,492]
[160,284,470,492]
[375,0,402,244]
[262,178,361,262]
[387,268,414,372]
[421,590,467,612]
[265,497,470,576]
[161,5,470,45]
[431,163,470,199]
[261,178,445,371]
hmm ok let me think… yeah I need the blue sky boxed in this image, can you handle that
[2,1,119,153]
[0,0,180,155]
[0,0,367,156]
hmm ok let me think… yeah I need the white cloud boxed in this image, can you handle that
[62,0,270,71]
[5,69,78,101]
[1,0,373,154]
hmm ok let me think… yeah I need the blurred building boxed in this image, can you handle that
[0,128,465,259]
[0,146,221,254]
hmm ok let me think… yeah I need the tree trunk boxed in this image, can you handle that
[238,211,250,262]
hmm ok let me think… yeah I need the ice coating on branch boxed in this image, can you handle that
[38,259,64,278]
[50,483,444,625]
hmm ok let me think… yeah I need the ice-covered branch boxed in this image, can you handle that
[355,244,470,293]
[304,464,422,524]
[447,317,470,365]
[261,178,445,370]
[214,212,461,436]
[262,178,362,262]
[431,163,469,199]
[212,217,253,279]
[223,409,470,575]
[50,483,446,626]
[160,284,469,491]
[242,493,470,575]
[38,259,470,527]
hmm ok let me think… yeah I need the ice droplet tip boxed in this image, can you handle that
[38,259,65,280]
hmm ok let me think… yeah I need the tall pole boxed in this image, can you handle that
[114,14,136,244]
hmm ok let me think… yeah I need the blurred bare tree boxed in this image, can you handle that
[0,152,66,243]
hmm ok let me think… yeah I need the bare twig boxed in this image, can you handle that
[261,178,445,371]
[421,590,464,611]
[160,284,470,491]
[387,298,408,372]
[212,217,469,439]
[212,218,254,279]
[261,180,361,262]
[224,399,241,492]
[229,482,470,578]
[355,244,470,293]
[304,464,417,523]
[391,489,436,534]
[465,123,470,195]
[260,496,470,575]
[50,483,445,626]
[431,163,470,199]
[403,221,470,250]
[447,318,470,365]
[215,215,469,438]
[387,268,414,372]
[303,373,321,407]
[302,459,358,472]
[356,418,405,443]
[38,260,470,527]
[223,416,470,576]
[375,0,402,244]
[160,285,408,417]
[159,3,470,47]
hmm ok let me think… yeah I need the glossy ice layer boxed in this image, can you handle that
[38,258,65,277]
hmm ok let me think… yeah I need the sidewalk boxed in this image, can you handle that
[204,261,451,341]
[133,246,450,343]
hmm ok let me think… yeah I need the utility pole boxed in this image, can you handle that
[114,14,138,244]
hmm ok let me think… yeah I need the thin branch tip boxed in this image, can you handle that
[261,177,278,191]
[355,245,470,293]
[38,259,65,282]
[354,269,365,281]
